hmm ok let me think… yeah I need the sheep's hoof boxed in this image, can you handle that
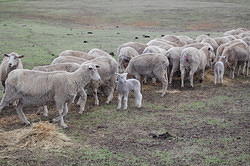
[61,123,68,129]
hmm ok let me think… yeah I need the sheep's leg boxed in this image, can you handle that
[16,102,30,125]
[1,81,5,93]
[0,89,18,112]
[237,65,241,76]
[169,63,178,84]
[106,86,114,104]
[59,103,68,128]
[242,62,246,76]
[180,67,185,88]
[189,70,195,88]
[93,88,99,106]
[134,90,142,108]
[123,92,129,110]
[117,94,122,110]
[156,71,168,97]
[142,76,147,84]
[247,61,249,76]
[78,88,87,114]
[43,105,48,117]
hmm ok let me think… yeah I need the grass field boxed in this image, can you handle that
[0,0,250,166]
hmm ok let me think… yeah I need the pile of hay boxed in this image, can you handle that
[0,122,72,151]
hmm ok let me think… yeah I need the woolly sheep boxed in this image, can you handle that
[214,56,226,85]
[0,64,101,128]
[0,52,24,92]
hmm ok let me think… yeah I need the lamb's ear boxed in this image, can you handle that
[208,47,211,51]
[17,55,24,58]
[4,54,9,57]
[95,64,100,68]
[122,72,128,78]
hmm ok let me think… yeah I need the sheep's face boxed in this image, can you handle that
[116,73,128,84]
[88,64,101,81]
[207,47,216,67]
[4,52,24,69]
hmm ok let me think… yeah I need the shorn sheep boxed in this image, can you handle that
[0,52,24,92]
[0,64,101,128]
[116,73,142,110]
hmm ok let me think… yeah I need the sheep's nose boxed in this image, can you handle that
[8,64,12,67]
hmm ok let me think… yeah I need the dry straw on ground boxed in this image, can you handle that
[0,121,72,151]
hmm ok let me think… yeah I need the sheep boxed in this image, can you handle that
[238,32,250,38]
[0,52,24,92]
[33,63,80,117]
[83,56,118,105]
[161,35,186,46]
[167,47,184,84]
[224,28,248,36]
[147,40,174,50]
[196,34,210,42]
[177,35,195,44]
[214,56,226,85]
[183,42,213,50]
[59,50,96,60]
[88,48,112,58]
[241,37,250,46]
[118,46,139,72]
[33,63,80,72]
[201,38,219,53]
[180,46,215,88]
[116,73,142,110]
[51,55,88,65]
[0,64,101,128]
[221,43,250,78]
[148,38,179,47]
[214,37,231,46]
[143,45,167,56]
[125,53,169,97]
[117,42,147,55]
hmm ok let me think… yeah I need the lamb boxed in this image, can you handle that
[118,46,139,72]
[180,46,215,88]
[125,53,169,96]
[214,56,226,85]
[167,47,184,84]
[116,73,142,110]
[0,64,101,128]
[51,55,88,65]
[117,42,147,55]
[0,52,24,92]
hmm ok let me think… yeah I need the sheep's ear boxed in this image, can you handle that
[4,54,9,57]
[17,55,24,58]
[95,64,100,68]
[208,47,211,51]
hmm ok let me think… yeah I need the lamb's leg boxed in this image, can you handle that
[180,68,185,88]
[16,102,30,125]
[78,88,87,114]
[134,89,142,108]
[123,92,129,110]
[214,72,217,85]
[117,93,122,110]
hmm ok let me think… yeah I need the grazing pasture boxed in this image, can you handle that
[0,0,249,165]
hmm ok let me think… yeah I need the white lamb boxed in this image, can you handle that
[116,73,142,110]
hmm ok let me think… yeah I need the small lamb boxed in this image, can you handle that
[214,56,226,85]
[116,73,142,110]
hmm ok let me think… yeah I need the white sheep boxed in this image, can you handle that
[0,52,24,92]
[116,73,142,110]
[0,63,101,128]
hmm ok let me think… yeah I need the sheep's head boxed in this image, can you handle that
[85,64,101,81]
[4,52,24,69]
